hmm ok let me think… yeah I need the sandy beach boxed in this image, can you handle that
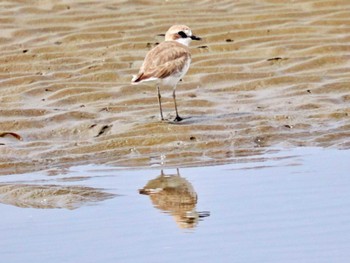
[0,0,349,174]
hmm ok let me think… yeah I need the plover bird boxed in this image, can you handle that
[131,25,201,121]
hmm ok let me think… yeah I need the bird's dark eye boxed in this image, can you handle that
[178,31,187,38]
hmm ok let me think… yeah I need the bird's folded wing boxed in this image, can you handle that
[135,42,190,81]
[147,55,188,79]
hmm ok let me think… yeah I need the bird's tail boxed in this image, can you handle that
[131,73,143,84]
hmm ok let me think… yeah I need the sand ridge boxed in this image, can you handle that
[0,0,349,174]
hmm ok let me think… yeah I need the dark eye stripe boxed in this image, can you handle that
[178,31,188,38]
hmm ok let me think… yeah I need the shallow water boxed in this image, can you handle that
[1,147,350,263]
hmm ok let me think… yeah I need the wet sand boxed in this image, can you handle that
[0,0,349,174]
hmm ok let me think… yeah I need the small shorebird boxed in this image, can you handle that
[131,25,201,121]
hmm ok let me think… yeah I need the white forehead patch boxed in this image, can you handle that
[183,29,192,36]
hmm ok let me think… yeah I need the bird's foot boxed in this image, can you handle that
[173,115,183,122]
[160,114,164,121]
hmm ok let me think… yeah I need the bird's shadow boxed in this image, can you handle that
[165,112,251,125]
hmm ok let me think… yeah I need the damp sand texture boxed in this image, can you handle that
[0,0,350,174]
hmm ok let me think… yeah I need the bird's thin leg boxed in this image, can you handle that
[173,87,183,122]
[157,85,164,121]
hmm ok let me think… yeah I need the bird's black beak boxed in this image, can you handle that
[191,35,201,41]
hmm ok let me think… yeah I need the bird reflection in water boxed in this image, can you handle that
[139,169,210,229]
